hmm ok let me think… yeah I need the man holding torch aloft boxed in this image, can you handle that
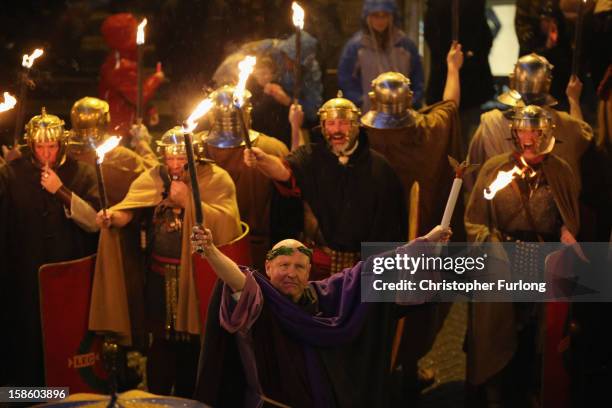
[244,91,406,279]
[464,105,580,407]
[0,109,99,386]
[90,125,241,397]
[201,85,291,270]
[465,53,593,196]
[358,41,463,405]
[362,42,465,239]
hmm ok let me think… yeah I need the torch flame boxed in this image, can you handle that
[95,136,122,163]
[483,156,535,200]
[137,18,148,45]
[0,92,17,113]
[184,98,214,133]
[22,48,44,69]
[292,2,305,29]
[233,56,257,108]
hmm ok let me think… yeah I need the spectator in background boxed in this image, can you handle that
[425,0,494,151]
[99,13,165,139]
[213,31,323,139]
[338,0,424,111]
[515,0,573,109]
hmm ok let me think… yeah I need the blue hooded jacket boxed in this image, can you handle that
[338,0,424,110]
[213,32,322,125]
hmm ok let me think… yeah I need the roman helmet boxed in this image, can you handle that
[498,53,557,107]
[25,107,67,167]
[156,126,205,158]
[318,91,361,142]
[510,105,555,155]
[70,97,111,147]
[204,85,258,148]
[361,71,414,129]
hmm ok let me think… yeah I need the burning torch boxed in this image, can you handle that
[233,55,257,149]
[182,98,214,224]
[0,92,17,113]
[291,2,305,103]
[94,136,122,215]
[483,156,536,201]
[14,48,43,146]
[136,18,147,123]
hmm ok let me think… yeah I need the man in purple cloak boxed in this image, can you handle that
[190,224,451,407]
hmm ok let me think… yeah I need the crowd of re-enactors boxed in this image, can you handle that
[1,1,611,407]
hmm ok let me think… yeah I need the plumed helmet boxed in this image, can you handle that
[25,107,68,166]
[361,71,414,129]
[204,85,258,148]
[70,97,110,146]
[498,53,557,107]
[318,91,361,141]
[510,105,555,155]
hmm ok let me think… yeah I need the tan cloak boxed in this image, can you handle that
[88,162,241,345]
[68,143,158,206]
[204,132,288,268]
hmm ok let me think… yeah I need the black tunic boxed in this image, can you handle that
[0,155,99,386]
[284,131,407,251]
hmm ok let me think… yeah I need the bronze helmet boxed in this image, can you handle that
[25,107,68,166]
[156,126,205,158]
[70,97,111,146]
[498,53,557,107]
[361,72,415,129]
[204,85,258,148]
[318,91,361,142]
[510,105,555,155]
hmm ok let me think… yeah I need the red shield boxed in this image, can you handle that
[39,255,109,392]
[193,222,252,329]
[542,247,578,408]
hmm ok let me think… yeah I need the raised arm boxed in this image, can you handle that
[289,103,305,151]
[566,75,584,121]
[442,43,464,107]
[191,225,246,292]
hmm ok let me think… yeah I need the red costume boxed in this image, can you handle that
[99,13,163,137]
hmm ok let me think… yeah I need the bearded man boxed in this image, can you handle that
[243,93,406,278]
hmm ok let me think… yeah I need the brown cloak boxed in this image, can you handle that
[464,152,580,385]
[366,100,464,238]
[466,108,593,192]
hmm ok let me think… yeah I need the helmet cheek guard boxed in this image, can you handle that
[510,105,555,156]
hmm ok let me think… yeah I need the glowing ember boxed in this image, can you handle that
[184,98,214,133]
[22,49,44,69]
[137,18,148,45]
[95,136,122,163]
[292,2,305,29]
[233,56,256,108]
[0,92,17,113]
[483,157,535,200]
